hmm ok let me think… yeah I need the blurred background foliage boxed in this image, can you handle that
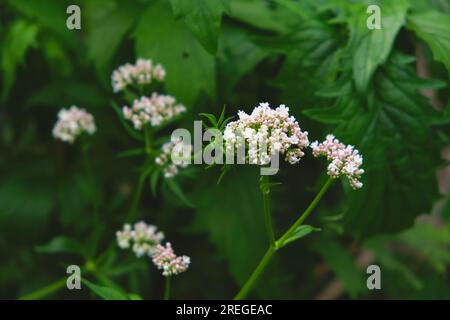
[0,0,449,299]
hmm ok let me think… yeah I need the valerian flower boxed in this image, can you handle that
[116,221,164,257]
[152,242,191,277]
[122,93,185,130]
[52,106,96,143]
[111,58,166,93]
[155,139,192,178]
[223,103,309,165]
[310,134,364,189]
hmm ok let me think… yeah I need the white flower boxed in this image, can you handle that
[52,106,96,143]
[111,58,166,93]
[311,134,364,189]
[224,103,309,165]
[152,243,190,277]
[116,221,164,257]
[122,93,185,130]
[155,138,192,178]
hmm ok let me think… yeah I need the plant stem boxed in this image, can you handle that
[234,177,334,300]
[144,125,152,154]
[276,178,333,246]
[18,277,66,300]
[125,170,147,223]
[260,176,275,246]
[164,277,171,300]
[82,143,100,224]
[234,246,275,300]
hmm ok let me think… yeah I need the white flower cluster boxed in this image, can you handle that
[122,93,186,130]
[116,222,190,277]
[152,243,191,277]
[52,106,96,143]
[155,139,192,178]
[111,58,166,93]
[223,103,309,165]
[311,134,364,189]
[116,221,164,257]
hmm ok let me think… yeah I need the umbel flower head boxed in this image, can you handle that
[116,222,164,257]
[122,93,186,130]
[111,58,166,93]
[52,106,96,143]
[155,138,192,178]
[223,103,309,165]
[152,242,191,277]
[311,134,364,189]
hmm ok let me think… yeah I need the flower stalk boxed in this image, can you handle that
[234,177,334,300]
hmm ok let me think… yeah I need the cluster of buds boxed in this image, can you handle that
[111,58,166,93]
[155,139,192,178]
[122,93,186,130]
[311,134,364,189]
[116,221,165,257]
[52,106,96,143]
[223,103,309,165]
[152,243,191,277]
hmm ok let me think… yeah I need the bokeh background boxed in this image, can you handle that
[1,0,449,299]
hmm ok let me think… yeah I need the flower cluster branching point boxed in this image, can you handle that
[52,106,96,143]
[111,58,166,93]
[224,103,309,165]
[311,134,364,189]
[122,93,186,130]
[152,242,191,277]
[116,221,164,257]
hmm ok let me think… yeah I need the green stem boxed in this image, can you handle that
[234,246,275,300]
[276,178,333,247]
[144,125,152,155]
[82,143,100,224]
[164,277,171,300]
[125,170,147,223]
[260,176,275,246]
[18,277,66,300]
[234,177,334,300]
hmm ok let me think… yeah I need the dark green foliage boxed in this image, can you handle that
[1,0,449,299]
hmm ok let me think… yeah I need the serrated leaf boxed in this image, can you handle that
[169,0,227,54]
[407,11,450,76]
[135,1,215,106]
[350,0,410,94]
[280,225,321,248]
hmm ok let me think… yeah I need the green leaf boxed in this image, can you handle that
[280,225,321,248]
[350,0,410,94]
[311,237,366,298]
[85,0,142,84]
[116,148,146,159]
[165,178,195,208]
[82,279,128,300]
[169,0,228,54]
[217,24,269,95]
[407,10,450,94]
[35,237,85,256]
[1,20,38,101]
[333,53,443,237]
[135,1,216,106]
